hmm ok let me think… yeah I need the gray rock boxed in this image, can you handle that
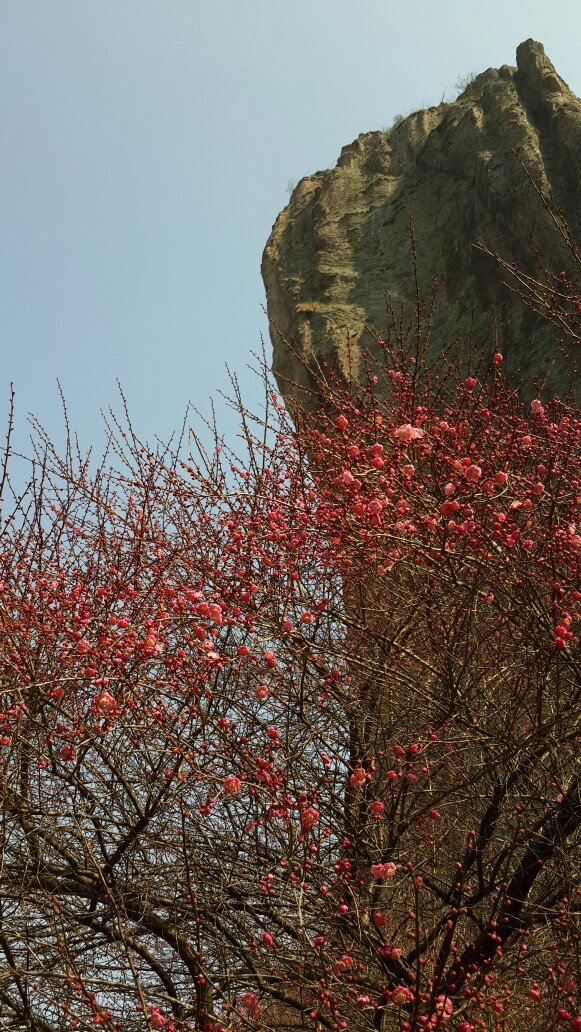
[262,40,581,414]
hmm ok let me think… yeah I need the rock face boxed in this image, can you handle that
[262,40,581,413]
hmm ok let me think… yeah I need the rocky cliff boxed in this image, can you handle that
[262,40,581,413]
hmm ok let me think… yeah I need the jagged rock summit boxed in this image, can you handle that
[262,40,581,412]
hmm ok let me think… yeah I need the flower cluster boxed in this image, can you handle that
[0,217,580,1031]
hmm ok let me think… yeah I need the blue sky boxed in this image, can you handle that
[2,1,580,487]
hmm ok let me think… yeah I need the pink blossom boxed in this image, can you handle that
[382,943,402,960]
[95,690,116,714]
[60,746,75,762]
[241,993,260,1015]
[335,415,349,431]
[148,1006,167,1029]
[391,985,413,1006]
[393,424,424,443]
[370,801,385,816]
[300,807,320,832]
[370,862,396,879]
[465,464,482,482]
[223,776,242,795]
[494,471,508,486]
[334,954,354,974]
[254,684,269,700]
[530,398,544,415]
[434,995,453,1020]
[439,500,459,518]
[372,911,387,927]
[350,768,367,788]
[208,603,223,625]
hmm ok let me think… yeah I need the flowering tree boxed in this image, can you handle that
[0,221,581,1030]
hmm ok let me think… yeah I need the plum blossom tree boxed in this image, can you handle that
[0,212,580,1030]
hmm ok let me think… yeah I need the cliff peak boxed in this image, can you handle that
[262,40,581,413]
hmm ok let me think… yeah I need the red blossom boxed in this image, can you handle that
[0,214,578,1031]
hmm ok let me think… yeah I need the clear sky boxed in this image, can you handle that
[2,1,580,485]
